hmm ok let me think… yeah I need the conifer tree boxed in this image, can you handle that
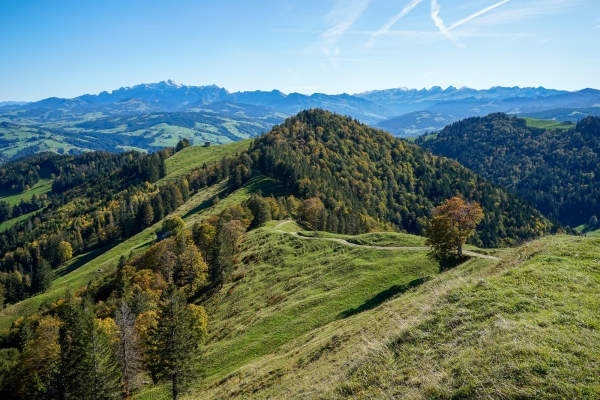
[147,285,207,400]
[59,295,123,400]
[139,203,154,228]
[32,258,52,294]
[151,194,165,222]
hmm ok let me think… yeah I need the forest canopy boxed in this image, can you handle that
[417,114,600,227]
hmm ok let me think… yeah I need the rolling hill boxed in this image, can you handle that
[417,113,600,229]
[0,110,594,400]
[3,82,600,159]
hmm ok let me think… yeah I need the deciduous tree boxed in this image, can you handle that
[162,217,185,237]
[425,197,484,259]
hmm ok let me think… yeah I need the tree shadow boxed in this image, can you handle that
[438,255,469,272]
[338,277,430,319]
[54,246,112,278]
[182,192,225,220]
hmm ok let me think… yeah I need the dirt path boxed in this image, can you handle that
[274,221,500,261]
[273,219,295,230]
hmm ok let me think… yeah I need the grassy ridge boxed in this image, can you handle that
[523,117,576,130]
[198,228,443,386]
[195,235,600,399]
[158,140,251,184]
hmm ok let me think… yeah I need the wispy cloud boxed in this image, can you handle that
[468,0,583,26]
[321,0,371,57]
[367,0,423,47]
[539,38,552,43]
[422,68,445,78]
[448,0,510,30]
[430,0,464,48]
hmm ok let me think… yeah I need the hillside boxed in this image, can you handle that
[417,113,600,228]
[249,109,555,247]
[0,111,585,400]
[0,107,276,162]
[190,233,600,399]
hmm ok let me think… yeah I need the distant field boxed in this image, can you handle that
[574,223,600,238]
[523,118,575,130]
[0,178,53,206]
[159,140,251,184]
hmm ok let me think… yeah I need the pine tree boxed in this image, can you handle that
[59,295,123,400]
[32,258,53,294]
[140,203,154,228]
[147,285,207,400]
[151,194,165,222]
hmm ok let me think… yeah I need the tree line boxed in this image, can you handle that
[247,109,557,247]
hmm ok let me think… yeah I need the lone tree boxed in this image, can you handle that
[425,197,484,259]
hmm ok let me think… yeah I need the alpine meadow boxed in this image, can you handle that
[1,1,600,399]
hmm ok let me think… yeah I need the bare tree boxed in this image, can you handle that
[115,300,144,397]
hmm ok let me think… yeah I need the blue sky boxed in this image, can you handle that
[0,0,598,101]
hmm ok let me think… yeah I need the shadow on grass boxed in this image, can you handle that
[338,277,431,319]
[182,192,225,220]
[54,246,113,278]
[438,255,470,272]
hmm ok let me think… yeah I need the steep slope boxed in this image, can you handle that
[418,113,600,227]
[249,109,555,247]
[192,234,600,399]
[0,143,270,331]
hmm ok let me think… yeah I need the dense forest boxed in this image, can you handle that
[417,114,600,227]
[248,109,556,247]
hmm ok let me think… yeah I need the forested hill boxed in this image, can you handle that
[249,109,555,247]
[417,113,600,227]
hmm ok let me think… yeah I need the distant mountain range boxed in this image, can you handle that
[0,80,600,141]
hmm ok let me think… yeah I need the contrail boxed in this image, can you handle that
[430,0,464,48]
[367,0,424,47]
[448,0,510,30]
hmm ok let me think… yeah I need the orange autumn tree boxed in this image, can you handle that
[425,197,484,259]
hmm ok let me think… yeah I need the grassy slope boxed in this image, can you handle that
[523,118,575,130]
[0,210,39,232]
[128,228,450,399]
[0,142,252,329]
[0,179,53,232]
[574,222,600,238]
[193,235,600,399]
[0,179,53,206]
[157,140,251,184]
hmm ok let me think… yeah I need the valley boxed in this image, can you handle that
[2,82,599,163]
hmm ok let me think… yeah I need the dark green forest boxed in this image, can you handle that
[249,109,555,247]
[417,113,600,227]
